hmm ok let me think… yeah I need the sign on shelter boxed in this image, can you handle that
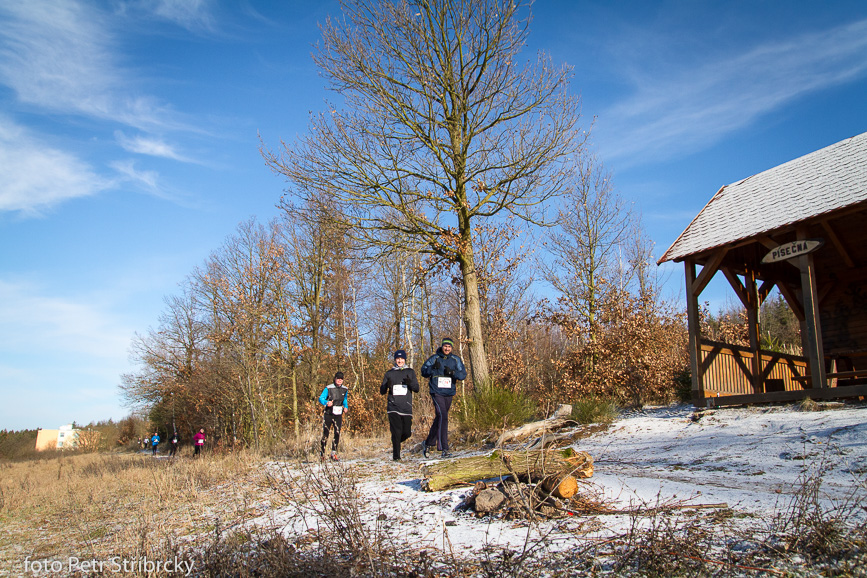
[761,239,824,264]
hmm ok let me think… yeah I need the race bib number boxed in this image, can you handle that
[393,384,408,396]
[332,405,344,415]
[436,376,453,390]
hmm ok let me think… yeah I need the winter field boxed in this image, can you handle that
[256,401,867,575]
[2,402,866,576]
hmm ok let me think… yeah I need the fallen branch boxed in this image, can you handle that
[496,404,574,447]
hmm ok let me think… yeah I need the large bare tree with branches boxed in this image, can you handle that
[263,0,585,386]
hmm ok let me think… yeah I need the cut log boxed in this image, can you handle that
[496,404,574,447]
[421,447,592,492]
[540,473,579,499]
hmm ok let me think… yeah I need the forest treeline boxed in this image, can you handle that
[119,199,688,450]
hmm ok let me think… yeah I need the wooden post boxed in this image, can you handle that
[746,268,762,393]
[797,226,826,389]
[685,259,704,402]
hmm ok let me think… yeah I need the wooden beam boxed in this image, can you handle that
[692,247,728,297]
[746,268,762,392]
[777,281,805,322]
[685,260,703,394]
[821,219,856,268]
[701,384,867,408]
[797,225,826,390]
[721,267,749,308]
[756,234,778,250]
[818,282,834,307]
[758,280,775,305]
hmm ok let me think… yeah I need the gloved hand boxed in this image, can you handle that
[444,367,454,378]
[402,375,411,385]
[434,360,443,371]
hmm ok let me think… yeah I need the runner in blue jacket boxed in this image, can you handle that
[318,372,349,461]
[420,338,466,458]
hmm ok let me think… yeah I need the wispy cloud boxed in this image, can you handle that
[0,0,178,130]
[115,131,195,162]
[600,19,867,165]
[0,117,113,215]
[110,160,161,191]
[109,159,199,206]
[151,0,216,33]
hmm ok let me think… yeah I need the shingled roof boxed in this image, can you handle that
[659,131,867,264]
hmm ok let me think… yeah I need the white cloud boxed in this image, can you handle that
[115,131,194,162]
[600,19,867,164]
[0,117,113,215]
[0,0,177,130]
[110,159,161,191]
[109,159,197,206]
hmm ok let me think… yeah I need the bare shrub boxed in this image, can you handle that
[766,458,867,566]
[265,459,426,577]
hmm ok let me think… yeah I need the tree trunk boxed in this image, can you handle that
[459,247,491,387]
[292,364,299,438]
[421,447,592,492]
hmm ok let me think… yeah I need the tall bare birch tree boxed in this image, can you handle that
[542,155,633,334]
[263,0,585,386]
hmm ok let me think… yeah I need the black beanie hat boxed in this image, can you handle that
[334,371,344,380]
[441,337,454,347]
[394,349,406,360]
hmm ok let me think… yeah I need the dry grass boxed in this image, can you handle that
[0,428,397,576]
[0,448,275,576]
[3,428,866,577]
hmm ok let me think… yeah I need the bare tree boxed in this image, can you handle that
[542,154,633,334]
[263,0,586,387]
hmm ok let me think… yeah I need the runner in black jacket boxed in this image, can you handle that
[380,349,419,461]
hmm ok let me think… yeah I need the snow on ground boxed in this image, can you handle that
[258,402,867,556]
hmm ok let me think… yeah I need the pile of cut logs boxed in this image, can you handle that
[420,405,598,518]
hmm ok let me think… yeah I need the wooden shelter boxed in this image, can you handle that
[659,132,867,407]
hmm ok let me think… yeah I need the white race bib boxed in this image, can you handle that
[332,405,344,415]
[393,384,408,396]
[436,376,453,390]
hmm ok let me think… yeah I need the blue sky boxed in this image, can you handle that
[1,0,866,431]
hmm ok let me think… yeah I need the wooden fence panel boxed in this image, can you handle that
[700,339,808,397]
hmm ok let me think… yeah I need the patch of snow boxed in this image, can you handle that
[256,403,867,556]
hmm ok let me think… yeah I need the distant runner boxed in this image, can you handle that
[319,372,349,461]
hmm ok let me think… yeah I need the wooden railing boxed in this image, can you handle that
[700,339,809,397]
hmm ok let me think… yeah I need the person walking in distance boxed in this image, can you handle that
[150,431,160,456]
[319,372,349,461]
[380,349,419,461]
[169,431,179,457]
[420,338,467,459]
[193,428,206,456]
